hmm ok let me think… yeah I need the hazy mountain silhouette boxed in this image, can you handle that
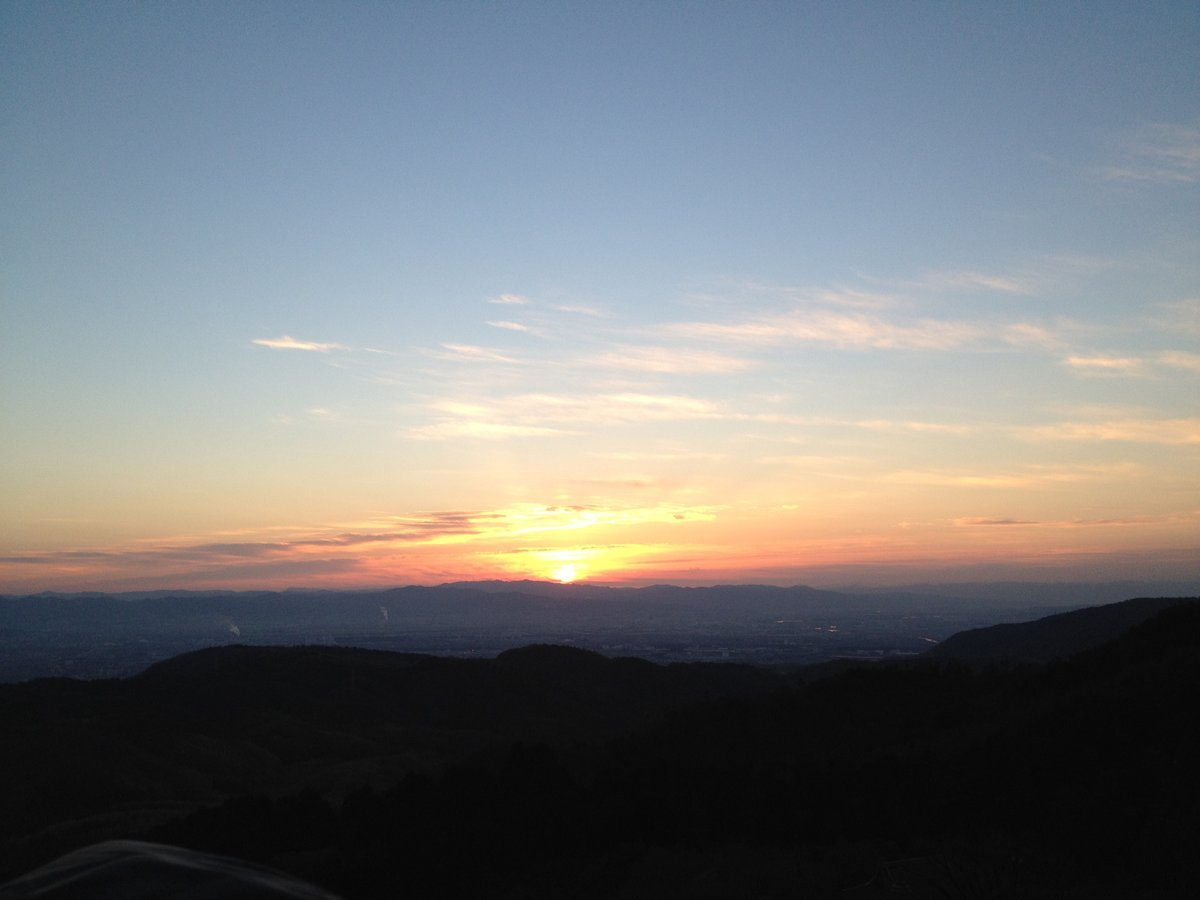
[10,578,1173,681]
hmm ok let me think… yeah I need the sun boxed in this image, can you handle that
[552,563,579,583]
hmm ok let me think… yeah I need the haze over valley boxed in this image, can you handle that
[4,578,1197,683]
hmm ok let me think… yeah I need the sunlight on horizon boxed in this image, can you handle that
[1,5,1197,593]
[553,564,580,584]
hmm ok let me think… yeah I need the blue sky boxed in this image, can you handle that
[2,2,1198,591]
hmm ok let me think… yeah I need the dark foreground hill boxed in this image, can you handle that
[3,600,1199,898]
[926,595,1194,663]
[0,645,776,882]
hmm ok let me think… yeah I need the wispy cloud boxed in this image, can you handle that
[269,407,341,426]
[488,293,530,305]
[1096,121,1200,184]
[665,281,1066,350]
[1064,354,1144,374]
[1002,322,1063,349]
[551,303,607,317]
[1029,418,1200,445]
[852,419,975,435]
[434,343,522,364]
[592,450,727,462]
[668,310,982,350]
[954,517,1039,526]
[586,345,753,374]
[434,392,723,427]
[747,414,978,434]
[758,453,867,468]
[883,462,1141,488]
[1151,299,1200,335]
[408,421,574,440]
[536,392,722,423]
[252,335,347,352]
[487,320,546,336]
[809,286,903,308]
[1159,350,1200,373]
[408,391,726,441]
[954,515,1155,528]
[907,270,1030,294]
[1060,351,1200,376]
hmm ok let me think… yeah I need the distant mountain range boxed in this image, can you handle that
[4,579,1197,681]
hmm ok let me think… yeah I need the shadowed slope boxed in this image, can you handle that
[0,840,340,899]
[925,595,1193,663]
[0,644,777,882]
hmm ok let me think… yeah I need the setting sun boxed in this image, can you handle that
[2,4,1197,597]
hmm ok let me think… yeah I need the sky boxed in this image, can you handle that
[2,1,1198,593]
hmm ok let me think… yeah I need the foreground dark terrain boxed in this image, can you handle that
[2,596,1197,898]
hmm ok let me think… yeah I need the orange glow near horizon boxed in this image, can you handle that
[3,9,1199,598]
[2,489,1198,594]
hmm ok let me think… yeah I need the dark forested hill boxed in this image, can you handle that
[3,600,1198,898]
[0,644,776,883]
[926,595,1194,663]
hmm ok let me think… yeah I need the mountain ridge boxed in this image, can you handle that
[925,595,1196,663]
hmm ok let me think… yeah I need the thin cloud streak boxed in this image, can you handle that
[417,392,725,435]
[882,462,1141,489]
[666,309,1054,351]
[586,346,753,374]
[592,451,727,462]
[1028,418,1200,445]
[408,421,574,440]
[1159,350,1200,373]
[252,335,347,352]
[748,414,978,434]
[907,270,1031,294]
[1061,351,1200,375]
[1096,121,1200,183]
[1064,355,1144,374]
[487,320,546,336]
[1151,300,1200,336]
[551,303,608,317]
[954,516,1157,528]
[434,344,523,364]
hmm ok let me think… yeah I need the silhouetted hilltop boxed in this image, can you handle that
[0,642,777,883]
[142,599,1199,899]
[926,595,1194,663]
[134,642,777,734]
[3,598,1199,898]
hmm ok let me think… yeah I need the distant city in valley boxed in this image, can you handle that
[3,578,1197,683]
